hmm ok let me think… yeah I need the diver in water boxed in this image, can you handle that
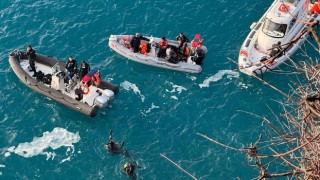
[123,162,136,177]
[106,130,124,154]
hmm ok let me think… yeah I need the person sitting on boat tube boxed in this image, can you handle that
[157,37,168,58]
[26,45,37,77]
[65,56,77,80]
[176,32,189,50]
[308,1,320,15]
[191,34,203,50]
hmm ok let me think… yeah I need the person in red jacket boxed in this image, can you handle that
[157,37,168,58]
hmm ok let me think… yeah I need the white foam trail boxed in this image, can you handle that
[171,96,178,100]
[199,70,239,88]
[0,165,5,168]
[166,83,187,94]
[145,103,160,113]
[5,128,80,160]
[120,81,145,102]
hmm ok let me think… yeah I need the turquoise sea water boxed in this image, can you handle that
[0,0,316,179]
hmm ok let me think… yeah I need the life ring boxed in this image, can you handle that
[80,84,89,94]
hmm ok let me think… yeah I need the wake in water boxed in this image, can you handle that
[199,70,239,88]
[120,81,145,102]
[4,128,80,162]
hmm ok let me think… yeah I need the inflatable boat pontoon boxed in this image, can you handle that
[108,34,208,73]
[9,50,119,117]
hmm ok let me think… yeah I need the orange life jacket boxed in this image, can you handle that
[185,47,190,55]
[92,72,101,86]
[140,42,147,55]
[191,34,203,48]
[309,4,320,14]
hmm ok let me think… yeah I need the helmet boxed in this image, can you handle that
[124,163,129,168]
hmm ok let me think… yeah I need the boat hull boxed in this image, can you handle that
[108,35,207,73]
[9,50,118,117]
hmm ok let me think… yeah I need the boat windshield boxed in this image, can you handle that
[52,62,61,75]
[262,19,287,38]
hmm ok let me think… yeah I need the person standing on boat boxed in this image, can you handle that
[157,37,168,58]
[176,32,189,50]
[79,60,90,80]
[65,56,77,79]
[308,1,320,15]
[130,33,150,53]
[26,45,37,77]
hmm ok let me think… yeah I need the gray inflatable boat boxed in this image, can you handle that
[108,34,207,73]
[9,50,119,117]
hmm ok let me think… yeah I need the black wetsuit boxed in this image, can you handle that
[26,49,36,75]
[65,59,77,78]
[176,34,189,50]
[130,35,149,53]
[124,164,135,176]
[79,62,90,80]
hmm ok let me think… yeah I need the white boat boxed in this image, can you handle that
[9,50,118,117]
[238,0,319,75]
[108,34,208,73]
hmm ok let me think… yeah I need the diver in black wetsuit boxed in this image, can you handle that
[106,130,124,154]
[123,162,136,176]
[26,45,37,77]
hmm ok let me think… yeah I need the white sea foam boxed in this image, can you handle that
[0,165,5,168]
[171,96,178,100]
[145,103,160,113]
[5,128,80,160]
[199,70,239,88]
[166,82,187,94]
[120,81,145,102]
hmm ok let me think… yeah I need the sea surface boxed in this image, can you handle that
[0,0,317,179]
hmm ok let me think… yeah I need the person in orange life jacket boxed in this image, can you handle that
[176,32,189,50]
[65,56,77,79]
[308,1,320,15]
[92,70,101,87]
[157,37,168,58]
[191,34,203,50]
[26,45,37,77]
[130,33,149,53]
[178,42,190,62]
[79,60,90,80]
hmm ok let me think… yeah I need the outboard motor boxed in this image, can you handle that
[194,48,205,65]
[102,89,114,101]
[94,95,109,109]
